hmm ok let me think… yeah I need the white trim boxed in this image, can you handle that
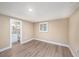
[0,46,11,53]
[10,18,22,48]
[21,38,33,44]
[19,20,22,44]
[10,18,12,48]
[68,46,77,57]
[0,37,76,56]
[34,38,69,47]
[0,38,33,53]
[33,38,77,57]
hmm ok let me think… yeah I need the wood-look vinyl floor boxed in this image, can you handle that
[0,40,73,57]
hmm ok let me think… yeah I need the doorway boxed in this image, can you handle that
[10,18,22,48]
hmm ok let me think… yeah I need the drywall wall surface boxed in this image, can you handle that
[34,18,69,45]
[0,15,10,49]
[69,7,79,56]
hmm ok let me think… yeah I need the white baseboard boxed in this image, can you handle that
[0,46,11,53]
[0,38,76,57]
[21,38,34,44]
[68,47,77,57]
[20,38,77,57]
[34,38,69,47]
[0,38,33,53]
[34,38,77,57]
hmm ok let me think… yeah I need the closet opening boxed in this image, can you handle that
[10,18,22,48]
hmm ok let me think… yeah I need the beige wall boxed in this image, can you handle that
[22,20,34,43]
[0,15,10,49]
[0,15,34,50]
[69,8,79,56]
[1,7,79,57]
[34,18,69,45]
[0,14,69,50]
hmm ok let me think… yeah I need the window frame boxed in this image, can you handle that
[39,22,48,32]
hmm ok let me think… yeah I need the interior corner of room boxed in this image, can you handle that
[0,2,79,57]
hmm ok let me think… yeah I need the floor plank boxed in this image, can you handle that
[0,40,73,57]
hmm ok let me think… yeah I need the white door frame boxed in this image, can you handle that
[10,18,22,48]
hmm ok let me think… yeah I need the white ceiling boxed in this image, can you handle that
[0,2,79,22]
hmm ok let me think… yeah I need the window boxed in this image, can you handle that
[39,22,48,32]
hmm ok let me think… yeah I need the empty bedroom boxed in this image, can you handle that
[0,2,79,57]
